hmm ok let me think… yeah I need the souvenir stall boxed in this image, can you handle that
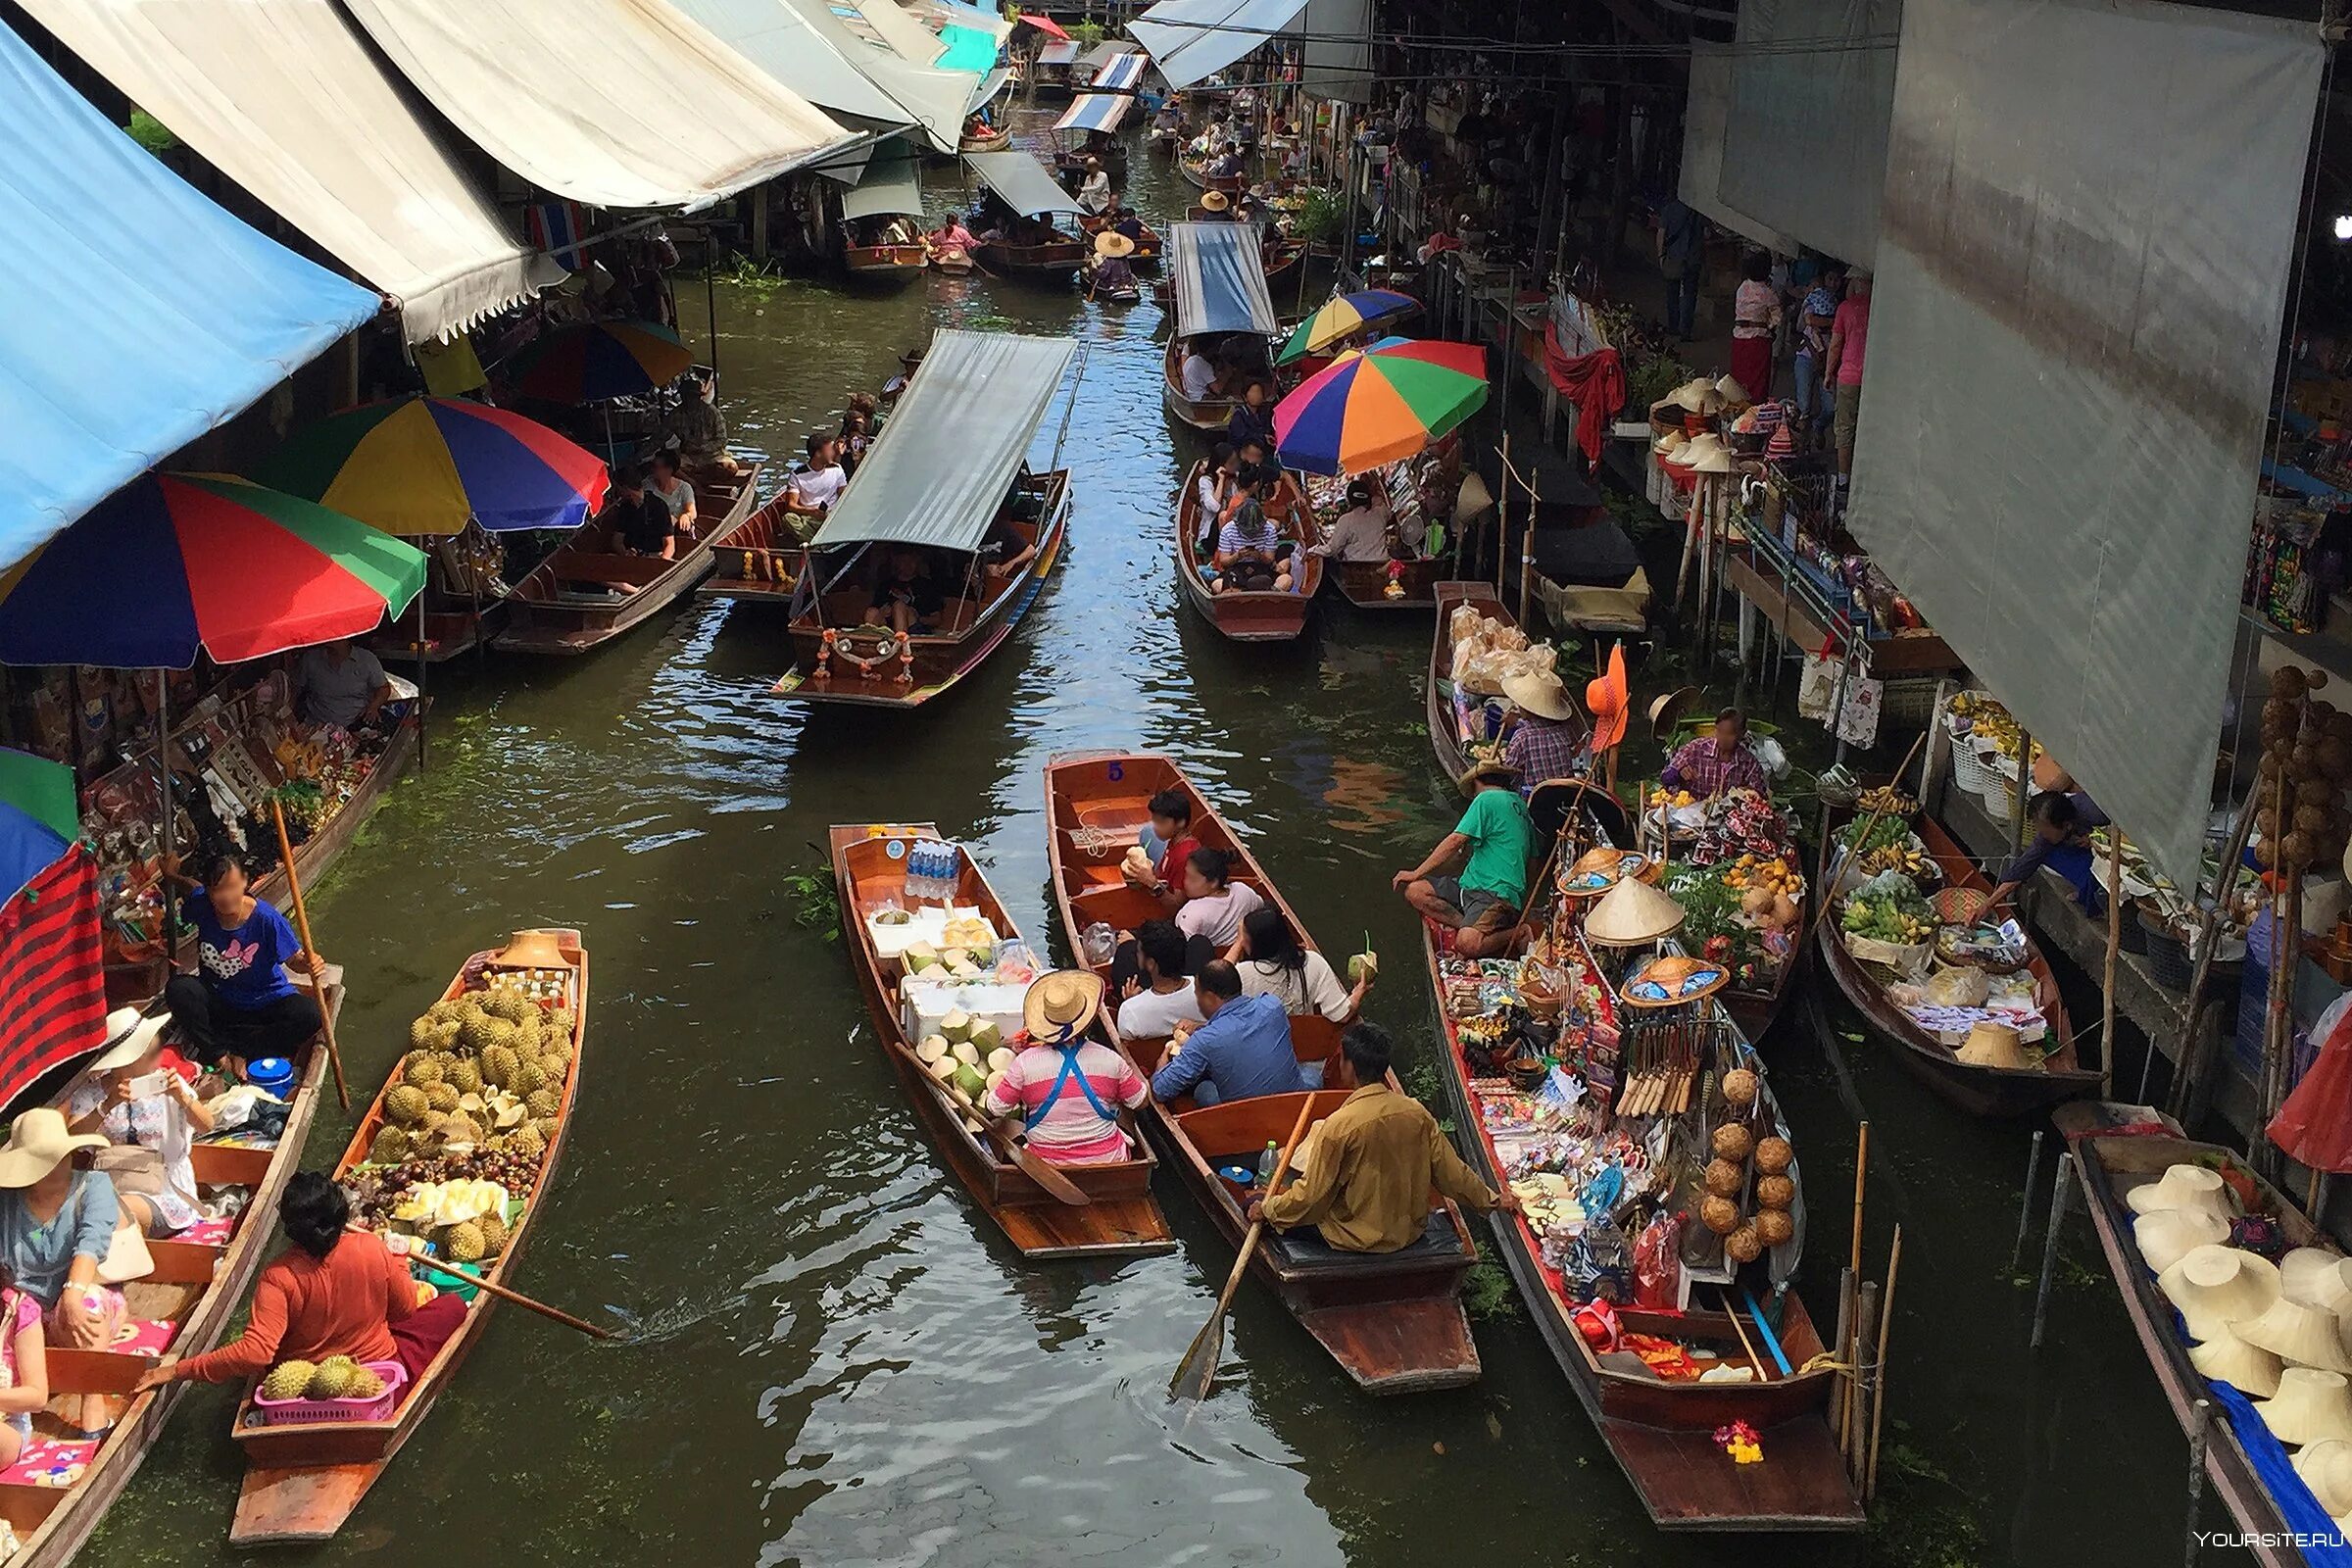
[1637,787,1806,1037]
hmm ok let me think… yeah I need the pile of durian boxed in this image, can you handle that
[259,1353,388,1404]
[367,985,572,1170]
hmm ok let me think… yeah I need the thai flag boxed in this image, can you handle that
[526,201,588,272]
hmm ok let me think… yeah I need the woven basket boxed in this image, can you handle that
[1931,887,1990,926]
[1947,740,2006,807]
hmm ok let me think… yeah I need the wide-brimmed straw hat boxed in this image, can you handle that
[1087,156,1102,169]
[1714,374,1751,408]
[0,1108,108,1189]
[2191,1323,2285,1397]
[1585,644,1629,755]
[1676,433,1730,467]
[1502,669,1575,722]
[2127,1163,2237,1224]
[1621,953,1730,1008]
[2296,1440,2352,1513]
[2133,1207,2230,1273]
[2238,1297,2352,1374]
[1201,190,1230,212]
[1651,429,1689,458]
[1954,1022,2029,1069]
[1094,230,1137,259]
[90,1007,172,1075]
[2257,1367,2352,1446]
[1456,759,1521,797]
[1689,446,1736,475]
[1655,377,1713,415]
[1647,687,1699,741]
[1022,970,1104,1045]
[1584,876,1688,947]
[2160,1245,2282,1341]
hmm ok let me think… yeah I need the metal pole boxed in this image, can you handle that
[2184,1397,2210,1567]
[2011,728,2034,857]
[155,670,175,965]
[2009,1128,2045,1272]
[1517,466,1537,629]
[415,585,428,774]
[706,264,720,379]
[1495,432,1511,598]
[2031,1152,2075,1349]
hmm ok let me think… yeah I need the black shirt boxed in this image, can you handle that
[608,493,673,555]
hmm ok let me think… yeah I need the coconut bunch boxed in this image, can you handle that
[1692,1068,1793,1264]
[2256,664,2352,877]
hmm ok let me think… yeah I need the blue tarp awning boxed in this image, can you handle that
[0,25,376,574]
[1055,93,1135,133]
[1090,52,1149,90]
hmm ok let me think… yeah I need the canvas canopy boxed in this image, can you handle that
[841,144,927,220]
[1295,0,1371,104]
[1055,94,1135,134]
[18,0,548,345]
[338,0,853,210]
[1130,0,1308,89]
[809,330,1075,553]
[0,24,377,570]
[668,0,915,129]
[964,150,1083,215]
[1168,222,1276,336]
[782,0,975,153]
[1090,51,1150,90]
[970,67,1013,110]
[1038,39,1081,64]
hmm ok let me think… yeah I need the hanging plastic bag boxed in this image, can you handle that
[1633,1209,1683,1308]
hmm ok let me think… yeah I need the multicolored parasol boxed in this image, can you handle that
[0,473,425,669]
[255,396,610,536]
[1274,289,1421,365]
[1273,336,1489,476]
[507,319,694,404]
[0,748,80,904]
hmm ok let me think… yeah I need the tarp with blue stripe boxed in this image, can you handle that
[1054,94,1135,133]
[1169,221,1277,337]
[1090,51,1149,90]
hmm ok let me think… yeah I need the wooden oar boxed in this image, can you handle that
[268,799,350,1110]
[879,1035,1094,1208]
[408,1250,615,1341]
[1170,1093,1316,1403]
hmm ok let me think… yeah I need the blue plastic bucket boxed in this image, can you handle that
[245,1056,295,1097]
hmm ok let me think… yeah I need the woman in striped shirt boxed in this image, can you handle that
[982,973,1147,1165]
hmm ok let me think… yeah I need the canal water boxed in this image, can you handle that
[98,114,2203,1567]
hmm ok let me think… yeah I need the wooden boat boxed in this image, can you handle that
[1078,213,1161,263]
[828,823,1173,1259]
[1262,238,1305,288]
[227,931,586,1544]
[959,123,1014,153]
[1163,338,1242,433]
[1043,751,1483,1392]
[777,468,1070,708]
[1149,126,1180,156]
[1423,914,1863,1529]
[1178,157,1247,194]
[844,241,929,283]
[492,459,763,654]
[1334,553,1444,612]
[699,494,806,603]
[1174,461,1322,641]
[1054,147,1129,184]
[368,602,504,664]
[251,711,423,911]
[2061,1104,2312,1568]
[973,233,1088,282]
[0,994,336,1566]
[1813,813,2100,1116]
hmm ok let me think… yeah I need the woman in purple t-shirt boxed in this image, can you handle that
[159,853,324,1077]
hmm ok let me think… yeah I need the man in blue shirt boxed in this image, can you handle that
[1151,962,1318,1106]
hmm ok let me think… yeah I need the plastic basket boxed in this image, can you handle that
[1947,741,2005,807]
[254,1360,406,1426]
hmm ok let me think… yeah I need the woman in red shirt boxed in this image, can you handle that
[132,1172,467,1395]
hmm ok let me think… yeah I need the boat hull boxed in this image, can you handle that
[251,713,423,911]
[1175,461,1320,641]
[845,245,929,284]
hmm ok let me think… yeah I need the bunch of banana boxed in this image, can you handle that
[1856,842,1936,880]
[1856,786,1917,817]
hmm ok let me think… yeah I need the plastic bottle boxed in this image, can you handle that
[1256,1140,1280,1187]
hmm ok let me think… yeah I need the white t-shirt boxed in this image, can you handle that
[1181,354,1216,402]
[790,465,848,510]
[649,474,696,520]
[1175,882,1264,948]
[1239,951,1351,1018]
[1118,985,1206,1040]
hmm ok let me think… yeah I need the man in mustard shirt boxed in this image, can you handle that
[1395,759,1537,956]
[1250,1025,1518,1252]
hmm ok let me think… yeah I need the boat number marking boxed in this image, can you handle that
[1107,761,1124,781]
[886,839,906,859]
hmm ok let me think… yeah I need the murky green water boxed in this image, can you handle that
[96,113,2210,1566]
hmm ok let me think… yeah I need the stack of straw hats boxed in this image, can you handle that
[2129,1164,2237,1272]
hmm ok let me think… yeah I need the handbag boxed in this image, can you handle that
[92,1145,165,1200]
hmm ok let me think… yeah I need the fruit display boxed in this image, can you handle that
[258,1353,386,1404]
[1854,786,1917,817]
[1850,840,1939,884]
[1841,892,1933,948]
[1647,788,1701,810]
[1836,816,1916,858]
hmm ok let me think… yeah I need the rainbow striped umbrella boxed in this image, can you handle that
[0,748,79,905]
[0,474,425,669]
[508,319,694,404]
[256,396,610,535]
[1274,289,1420,365]
[1273,336,1489,476]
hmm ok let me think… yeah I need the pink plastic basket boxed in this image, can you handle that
[253,1359,406,1426]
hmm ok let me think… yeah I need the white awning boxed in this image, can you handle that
[808,138,878,184]
[853,0,950,67]
[780,0,974,154]
[963,149,1082,215]
[1294,0,1370,104]
[1079,39,1137,68]
[16,0,549,345]
[1130,0,1305,88]
[840,143,926,220]
[969,67,1012,111]
[1055,93,1135,134]
[668,0,914,129]
[1037,39,1081,64]
[339,0,855,210]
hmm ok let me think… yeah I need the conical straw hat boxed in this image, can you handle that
[2296,1440,2352,1514]
[2257,1368,2352,1446]
[2126,1163,2236,1224]
[2281,1249,2352,1316]
[1584,876,1687,947]
[2191,1323,2284,1398]
[491,930,570,970]
[2238,1298,2352,1375]
[1714,373,1751,407]
[2161,1245,2282,1341]
[2134,1207,2230,1273]
[1678,433,1729,466]
[1954,1022,2029,1069]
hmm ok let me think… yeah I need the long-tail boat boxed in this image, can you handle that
[1814,814,2100,1116]
[1174,462,1322,641]
[1044,751,1483,1393]
[844,239,929,284]
[776,330,1076,709]
[227,930,585,1544]
[0,992,335,1565]
[830,823,1173,1259]
[1079,213,1162,264]
[492,462,762,655]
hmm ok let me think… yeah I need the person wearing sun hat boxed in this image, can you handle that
[1499,667,1590,788]
[1091,228,1139,297]
[1199,188,1235,219]
[983,972,1149,1165]
[65,1007,214,1238]
[1077,155,1113,216]
[0,1106,131,1431]
[1395,759,1537,957]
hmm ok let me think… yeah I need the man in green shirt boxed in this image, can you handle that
[1395,760,1537,957]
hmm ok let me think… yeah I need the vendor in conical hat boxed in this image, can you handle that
[981,972,1149,1166]
[1395,760,1537,957]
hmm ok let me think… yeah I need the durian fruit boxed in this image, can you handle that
[512,1062,547,1099]
[434,1019,464,1054]
[306,1359,359,1399]
[408,1017,436,1051]
[261,1360,318,1401]
[531,1117,558,1145]
[343,1365,387,1400]
[481,990,529,1024]
[427,999,467,1025]
[459,1012,498,1053]
[481,1045,519,1090]
[523,1089,561,1120]
[404,1054,446,1089]
[368,1126,412,1165]
[440,1221,487,1263]
[435,1112,484,1147]
[424,1082,461,1114]
[474,1213,510,1258]
[547,1007,575,1040]
[429,1050,461,1076]
[384,1085,431,1126]
[446,1058,483,1097]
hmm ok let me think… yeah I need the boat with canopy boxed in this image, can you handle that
[961,150,1088,281]
[1162,221,1278,434]
[840,143,930,284]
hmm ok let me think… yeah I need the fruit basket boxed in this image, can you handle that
[254,1359,406,1426]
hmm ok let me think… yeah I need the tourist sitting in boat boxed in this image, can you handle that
[979,509,1039,581]
[66,1008,212,1238]
[1113,206,1149,245]
[1210,468,1295,593]
[160,852,324,1077]
[0,1110,131,1435]
[0,1260,49,1467]
[1193,445,1237,549]
[1077,156,1113,216]
[596,464,681,562]
[1091,231,1139,296]
[1396,760,1536,958]
[646,446,697,534]
[1312,480,1396,564]
[1210,143,1247,178]
[1180,340,1227,403]
[657,370,739,474]
[134,1170,468,1399]
[1151,961,1316,1106]
[981,972,1148,1165]
[1231,908,1369,1023]
[1225,381,1278,471]
[1658,708,1768,798]
[1499,669,1590,787]
[1116,920,1207,1040]
[1987,790,2106,916]
[925,213,978,263]
[1174,848,1265,949]
[869,547,945,636]
[839,407,874,477]
[1250,1023,1517,1250]
[782,433,849,529]
[293,638,396,733]
[1119,787,1205,917]
[1197,188,1237,220]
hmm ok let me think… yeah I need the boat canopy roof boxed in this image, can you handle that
[1037,39,1080,64]
[1169,221,1277,337]
[1089,51,1149,90]
[840,141,926,220]
[962,149,1083,215]
[1055,93,1134,133]
[809,329,1075,554]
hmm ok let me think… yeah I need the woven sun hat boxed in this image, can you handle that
[2126,1163,2237,1224]
[1621,953,1730,1008]
[1713,374,1751,408]
[1584,876,1688,947]
[0,1108,109,1189]
[1094,230,1136,259]
[2191,1323,2285,1398]
[2161,1245,2283,1341]
[1689,446,1735,475]
[1200,189,1230,212]
[1562,845,1647,897]
[2238,1297,2352,1375]
[2280,1249,2352,1316]
[1456,758,1522,798]
[1659,377,1713,415]
[88,1005,168,1074]
[2296,1440,2352,1514]
[1021,970,1104,1046]
[1651,429,1689,458]
[1678,433,1730,466]
[492,929,571,970]
[2134,1207,2231,1273]
[1501,668,1575,722]
[1954,1022,2029,1069]
[2257,1367,2352,1446]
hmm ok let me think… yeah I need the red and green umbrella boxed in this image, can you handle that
[507,319,694,405]
[255,396,610,536]
[1273,336,1489,476]
[0,473,425,669]
[0,748,80,904]
[1275,289,1420,366]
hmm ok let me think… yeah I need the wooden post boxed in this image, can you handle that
[154,671,176,965]
[2184,1397,2210,1567]
[2167,791,2259,1122]
[1866,1226,1902,1498]
[2031,1152,2074,1349]
[1495,433,1511,597]
[2009,1129,2045,1272]
[2256,866,2296,1179]
[2101,832,2124,1098]
[1838,1121,1869,1446]
[1919,677,1953,808]
[1847,1279,1879,1486]
[1517,466,1538,629]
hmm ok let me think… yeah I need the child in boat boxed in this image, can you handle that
[0,1263,47,1466]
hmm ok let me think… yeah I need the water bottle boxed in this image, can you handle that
[906,841,936,903]
[1255,1140,1280,1187]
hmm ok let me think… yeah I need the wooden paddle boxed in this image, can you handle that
[268,799,349,1110]
[407,1250,615,1341]
[1170,1093,1316,1403]
[879,1035,1094,1208]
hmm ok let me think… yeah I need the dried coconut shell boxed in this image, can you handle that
[1712,1122,1755,1161]
[2275,665,2310,699]
[1756,1174,1796,1209]
[1722,1067,1760,1106]
[1726,1224,1765,1264]
[1757,1209,1795,1248]
[1701,1196,1740,1235]
[1755,1137,1793,1175]
[2285,830,2318,867]
[2299,777,2335,808]
[2297,805,2334,836]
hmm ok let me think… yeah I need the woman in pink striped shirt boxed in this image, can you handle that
[982,973,1147,1165]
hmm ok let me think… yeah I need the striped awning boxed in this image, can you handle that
[1090,51,1149,90]
[1054,93,1134,133]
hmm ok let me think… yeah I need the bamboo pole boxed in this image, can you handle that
[2010,729,2034,858]
[2101,832,2124,1099]
[1847,1279,1879,1486]
[1517,466,1538,629]
[268,800,350,1110]
[1865,1224,1903,1500]
[1494,433,1511,597]
[2009,1129,2045,1271]
[2167,791,2259,1122]
[1838,1121,1869,1447]
[2184,1397,2210,1567]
